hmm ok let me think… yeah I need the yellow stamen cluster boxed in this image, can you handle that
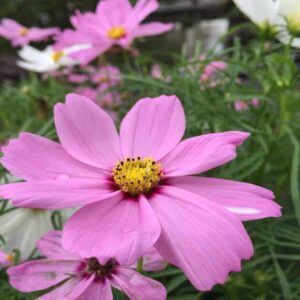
[6,254,14,263]
[51,51,64,63]
[19,27,29,37]
[107,26,126,40]
[112,157,162,195]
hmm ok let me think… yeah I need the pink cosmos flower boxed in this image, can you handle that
[234,99,260,111]
[74,86,122,110]
[74,87,99,102]
[68,74,90,84]
[151,64,172,83]
[0,94,281,291]
[0,18,59,47]
[200,61,227,82]
[8,230,166,299]
[55,0,173,64]
[91,65,122,87]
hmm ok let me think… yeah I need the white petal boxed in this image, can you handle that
[233,0,280,26]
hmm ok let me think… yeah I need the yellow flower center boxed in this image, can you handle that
[107,26,126,40]
[51,51,64,63]
[112,157,162,195]
[19,27,29,37]
[287,14,300,36]
[6,254,14,263]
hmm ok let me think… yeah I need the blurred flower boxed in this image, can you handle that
[0,249,14,267]
[151,64,172,83]
[233,0,300,47]
[8,230,167,299]
[233,0,280,29]
[55,0,173,64]
[17,45,90,73]
[234,99,260,111]
[200,60,227,83]
[91,65,122,87]
[74,87,99,102]
[0,94,281,291]
[0,205,73,259]
[68,73,89,84]
[0,18,59,47]
[276,0,300,47]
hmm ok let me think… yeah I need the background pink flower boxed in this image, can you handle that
[91,65,122,87]
[55,0,173,64]
[234,99,260,111]
[0,18,59,47]
[200,60,227,82]
[8,230,166,299]
[0,94,281,291]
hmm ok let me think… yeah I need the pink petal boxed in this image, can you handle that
[143,247,167,272]
[127,0,159,29]
[40,275,95,300]
[54,93,122,169]
[55,29,90,49]
[134,22,173,38]
[111,267,166,300]
[149,186,253,291]
[0,179,120,209]
[37,230,80,260]
[120,95,185,160]
[131,247,167,272]
[76,279,113,300]
[0,132,106,181]
[168,176,282,221]
[70,45,111,65]
[27,27,59,41]
[96,0,133,27]
[7,259,81,292]
[161,131,250,176]
[62,196,161,265]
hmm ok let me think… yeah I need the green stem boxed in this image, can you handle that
[137,257,143,273]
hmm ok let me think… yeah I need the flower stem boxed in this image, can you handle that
[137,257,143,273]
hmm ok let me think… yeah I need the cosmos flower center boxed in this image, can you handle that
[51,51,64,63]
[87,258,117,278]
[112,157,162,195]
[19,27,29,37]
[287,13,300,36]
[6,254,14,263]
[107,26,126,39]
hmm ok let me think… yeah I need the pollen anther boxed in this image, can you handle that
[107,26,126,39]
[112,157,162,195]
[19,27,29,37]
[51,51,64,63]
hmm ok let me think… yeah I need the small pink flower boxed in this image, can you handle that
[7,230,166,299]
[0,18,59,47]
[234,99,260,111]
[150,64,172,83]
[91,65,122,87]
[68,74,89,84]
[0,94,281,291]
[200,61,227,82]
[0,249,14,267]
[251,98,260,107]
[74,87,99,102]
[55,0,173,64]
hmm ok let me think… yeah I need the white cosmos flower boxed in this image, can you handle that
[0,205,74,259]
[233,0,280,28]
[17,44,90,73]
[276,0,300,47]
